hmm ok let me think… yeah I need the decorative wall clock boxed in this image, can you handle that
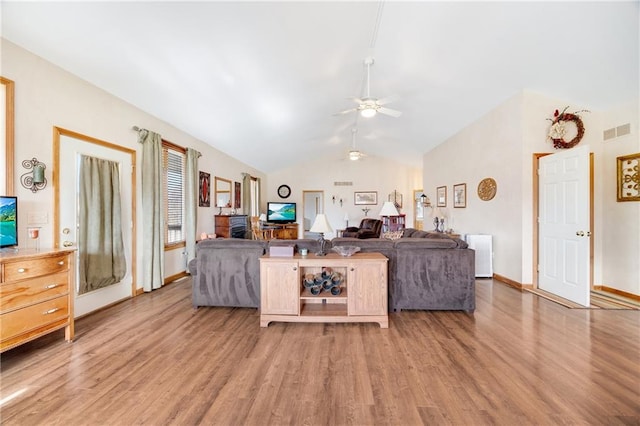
[477,178,497,201]
[277,184,291,199]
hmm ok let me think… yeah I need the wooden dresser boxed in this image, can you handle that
[1,248,75,352]
[215,215,248,238]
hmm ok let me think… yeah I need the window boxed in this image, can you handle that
[162,141,186,247]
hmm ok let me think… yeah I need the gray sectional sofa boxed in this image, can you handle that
[188,229,475,312]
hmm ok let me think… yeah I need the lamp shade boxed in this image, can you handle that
[258,213,267,222]
[379,201,399,217]
[344,212,350,221]
[310,214,333,234]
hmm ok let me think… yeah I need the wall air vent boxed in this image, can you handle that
[603,128,616,140]
[603,123,632,141]
[334,181,353,186]
[616,123,631,137]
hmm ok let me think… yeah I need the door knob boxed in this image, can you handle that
[576,231,585,236]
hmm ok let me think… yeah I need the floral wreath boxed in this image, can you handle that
[546,106,589,149]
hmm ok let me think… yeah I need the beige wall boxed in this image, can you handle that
[2,39,265,287]
[266,156,422,239]
[425,90,639,295]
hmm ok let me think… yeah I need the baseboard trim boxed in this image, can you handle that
[164,271,189,286]
[133,271,189,296]
[594,285,640,302]
[492,273,527,290]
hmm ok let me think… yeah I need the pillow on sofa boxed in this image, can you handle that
[382,230,404,240]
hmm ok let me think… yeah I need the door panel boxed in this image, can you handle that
[538,145,590,306]
[58,132,134,317]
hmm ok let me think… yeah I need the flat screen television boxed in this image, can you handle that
[267,202,296,224]
[0,196,18,248]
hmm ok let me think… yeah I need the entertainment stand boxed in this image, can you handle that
[263,223,298,239]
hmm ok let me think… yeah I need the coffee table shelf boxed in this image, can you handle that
[259,252,388,328]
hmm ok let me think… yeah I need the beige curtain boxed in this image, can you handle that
[185,148,200,265]
[78,155,126,294]
[138,129,164,291]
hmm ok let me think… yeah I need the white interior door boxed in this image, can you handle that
[538,145,590,306]
[59,134,134,317]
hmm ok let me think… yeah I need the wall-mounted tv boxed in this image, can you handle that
[0,196,18,248]
[267,202,296,224]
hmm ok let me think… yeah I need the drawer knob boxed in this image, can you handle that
[293,267,298,271]
[57,261,65,266]
[43,308,60,315]
[45,284,58,289]
[17,268,26,273]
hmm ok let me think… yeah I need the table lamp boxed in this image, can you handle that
[258,213,267,223]
[310,213,333,256]
[379,201,399,217]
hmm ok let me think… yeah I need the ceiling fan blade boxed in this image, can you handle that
[347,97,364,104]
[378,107,402,117]
[376,95,399,106]
[334,107,358,116]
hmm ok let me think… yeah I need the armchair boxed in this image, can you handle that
[342,218,383,239]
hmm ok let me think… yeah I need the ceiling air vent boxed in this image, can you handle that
[334,181,353,186]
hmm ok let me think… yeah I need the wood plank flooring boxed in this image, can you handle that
[1,278,639,425]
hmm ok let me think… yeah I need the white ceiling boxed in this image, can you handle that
[2,1,638,173]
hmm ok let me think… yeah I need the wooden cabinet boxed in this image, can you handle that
[1,248,75,352]
[271,223,298,240]
[381,214,405,232]
[259,252,388,328]
[215,215,248,238]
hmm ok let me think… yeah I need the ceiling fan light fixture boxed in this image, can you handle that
[360,107,377,118]
[349,150,361,161]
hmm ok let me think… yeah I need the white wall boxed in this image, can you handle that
[425,89,639,296]
[600,100,639,295]
[2,39,265,288]
[266,156,422,239]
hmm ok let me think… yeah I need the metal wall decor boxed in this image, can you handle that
[617,153,640,202]
[477,178,497,201]
[21,157,47,192]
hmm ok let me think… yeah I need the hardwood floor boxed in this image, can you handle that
[1,278,639,425]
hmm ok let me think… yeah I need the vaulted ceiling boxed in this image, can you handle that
[2,1,638,173]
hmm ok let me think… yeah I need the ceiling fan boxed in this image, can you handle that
[348,127,367,161]
[337,57,402,118]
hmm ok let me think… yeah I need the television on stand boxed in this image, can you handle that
[267,202,296,224]
[0,195,18,249]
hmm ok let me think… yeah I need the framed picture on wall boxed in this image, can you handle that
[617,153,640,202]
[453,183,466,208]
[354,191,378,205]
[234,181,241,208]
[436,186,447,207]
[199,171,210,207]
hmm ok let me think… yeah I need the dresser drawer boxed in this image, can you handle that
[1,272,69,313]
[3,254,70,282]
[1,295,69,342]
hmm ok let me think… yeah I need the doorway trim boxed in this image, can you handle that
[302,190,324,236]
[532,152,594,290]
[53,126,138,297]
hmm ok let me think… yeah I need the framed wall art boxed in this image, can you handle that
[354,191,378,205]
[453,183,466,208]
[199,171,210,207]
[234,181,241,208]
[436,186,447,207]
[617,153,640,202]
